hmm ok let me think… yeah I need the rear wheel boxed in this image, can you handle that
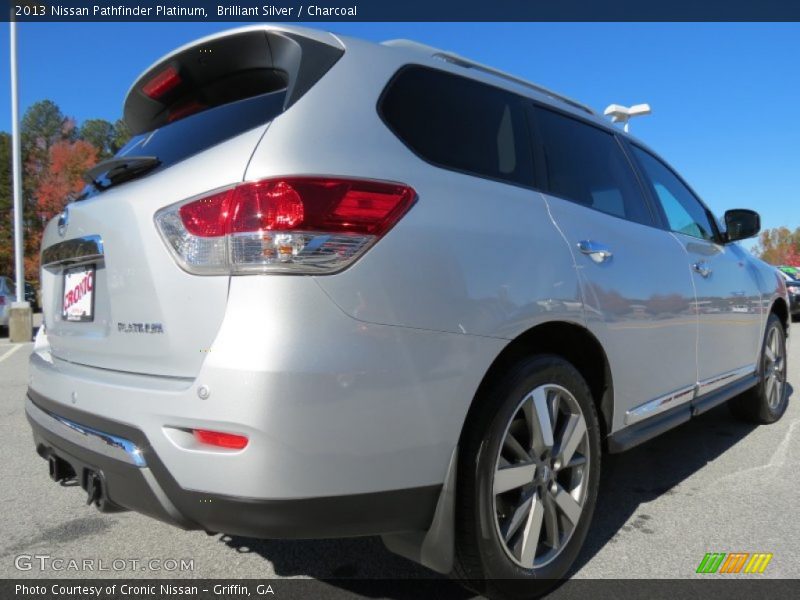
[454,355,601,599]
[729,313,788,423]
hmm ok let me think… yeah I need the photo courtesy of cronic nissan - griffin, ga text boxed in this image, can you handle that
[25,25,790,599]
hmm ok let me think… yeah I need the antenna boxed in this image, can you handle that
[604,103,651,133]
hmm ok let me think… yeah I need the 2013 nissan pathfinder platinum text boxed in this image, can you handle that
[26,26,790,597]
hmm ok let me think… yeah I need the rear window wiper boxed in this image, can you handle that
[83,156,161,192]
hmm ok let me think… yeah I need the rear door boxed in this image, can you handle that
[528,105,699,431]
[627,144,763,391]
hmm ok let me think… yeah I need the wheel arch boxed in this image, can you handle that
[463,320,614,444]
[771,297,789,333]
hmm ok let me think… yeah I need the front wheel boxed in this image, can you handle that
[454,355,601,599]
[729,313,788,423]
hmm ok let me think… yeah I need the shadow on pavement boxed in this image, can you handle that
[571,383,794,574]
[217,535,474,598]
[215,385,794,597]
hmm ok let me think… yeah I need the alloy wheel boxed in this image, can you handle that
[764,325,786,410]
[492,384,591,568]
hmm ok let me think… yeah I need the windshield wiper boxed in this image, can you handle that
[83,156,161,192]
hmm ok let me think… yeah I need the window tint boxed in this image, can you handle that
[533,107,652,226]
[81,89,287,199]
[380,66,533,186]
[631,146,717,242]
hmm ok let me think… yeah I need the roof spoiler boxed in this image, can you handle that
[124,26,344,135]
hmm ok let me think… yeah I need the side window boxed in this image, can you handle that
[380,66,533,186]
[533,106,653,226]
[631,146,718,242]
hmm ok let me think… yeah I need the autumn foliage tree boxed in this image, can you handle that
[754,227,800,266]
[0,133,12,277]
[36,140,98,218]
[1,100,131,283]
[21,139,99,278]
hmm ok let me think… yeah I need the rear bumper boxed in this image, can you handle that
[27,390,440,538]
[26,276,504,537]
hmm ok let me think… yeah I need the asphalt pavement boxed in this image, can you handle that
[1,316,798,588]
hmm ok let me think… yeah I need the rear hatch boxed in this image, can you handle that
[39,26,343,378]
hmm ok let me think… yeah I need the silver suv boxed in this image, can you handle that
[26,26,790,596]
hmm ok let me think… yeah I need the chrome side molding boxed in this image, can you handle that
[697,364,757,396]
[625,364,757,426]
[41,235,104,268]
[625,384,696,426]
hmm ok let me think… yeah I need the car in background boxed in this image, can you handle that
[788,281,800,320]
[0,276,16,329]
[0,277,41,318]
[779,270,800,319]
[778,265,799,279]
[24,281,40,312]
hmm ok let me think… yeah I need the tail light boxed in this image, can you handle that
[155,177,416,275]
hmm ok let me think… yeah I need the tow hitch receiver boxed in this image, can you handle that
[48,455,75,483]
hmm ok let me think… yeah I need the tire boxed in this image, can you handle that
[454,355,602,600]
[729,313,788,424]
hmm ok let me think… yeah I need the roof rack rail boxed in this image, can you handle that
[382,39,595,116]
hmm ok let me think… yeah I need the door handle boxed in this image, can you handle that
[692,261,712,278]
[577,240,613,264]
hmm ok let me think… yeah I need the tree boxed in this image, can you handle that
[79,118,132,160]
[36,140,98,219]
[1,99,133,283]
[21,100,72,198]
[0,133,12,277]
[26,139,99,279]
[80,119,116,159]
[754,227,800,266]
[112,118,132,152]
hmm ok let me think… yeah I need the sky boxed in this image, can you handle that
[0,22,798,236]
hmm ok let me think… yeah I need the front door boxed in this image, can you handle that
[628,144,763,393]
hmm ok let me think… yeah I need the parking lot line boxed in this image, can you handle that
[0,344,24,363]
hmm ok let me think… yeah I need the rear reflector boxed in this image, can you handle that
[193,429,249,450]
[142,65,181,99]
[156,177,416,275]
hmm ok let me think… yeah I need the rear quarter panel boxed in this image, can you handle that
[245,38,584,340]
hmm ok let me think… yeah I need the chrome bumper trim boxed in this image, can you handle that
[25,398,145,467]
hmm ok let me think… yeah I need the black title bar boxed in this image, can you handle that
[2,0,800,22]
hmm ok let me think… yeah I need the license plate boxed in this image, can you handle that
[62,265,95,322]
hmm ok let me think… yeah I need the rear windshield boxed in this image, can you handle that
[82,88,286,198]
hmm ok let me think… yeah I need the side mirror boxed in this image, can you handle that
[724,209,761,243]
